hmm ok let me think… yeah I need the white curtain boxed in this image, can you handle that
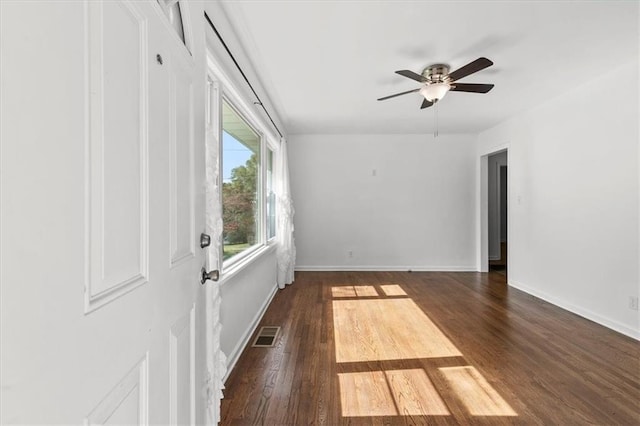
[275,138,296,288]
[204,96,227,425]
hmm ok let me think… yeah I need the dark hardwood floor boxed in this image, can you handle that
[220,271,640,425]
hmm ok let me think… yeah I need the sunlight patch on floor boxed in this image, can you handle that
[338,371,397,417]
[439,366,517,416]
[379,284,407,296]
[332,284,518,419]
[338,369,450,417]
[333,298,462,362]
[386,369,450,416]
[331,285,379,298]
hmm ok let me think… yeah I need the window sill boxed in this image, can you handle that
[219,243,277,286]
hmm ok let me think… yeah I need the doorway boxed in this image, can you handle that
[487,151,508,275]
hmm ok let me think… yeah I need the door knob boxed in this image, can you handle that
[201,267,219,284]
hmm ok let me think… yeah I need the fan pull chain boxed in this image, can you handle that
[433,101,439,138]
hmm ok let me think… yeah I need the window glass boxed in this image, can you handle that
[266,149,276,240]
[157,0,185,43]
[222,100,261,262]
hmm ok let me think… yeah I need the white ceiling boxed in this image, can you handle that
[219,1,639,135]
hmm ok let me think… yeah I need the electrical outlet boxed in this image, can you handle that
[629,296,638,311]
[348,250,353,258]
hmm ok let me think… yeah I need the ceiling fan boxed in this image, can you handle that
[378,57,495,109]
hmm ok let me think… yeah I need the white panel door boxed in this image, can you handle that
[0,1,207,424]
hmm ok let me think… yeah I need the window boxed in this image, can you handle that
[157,0,185,44]
[222,100,262,262]
[266,149,276,240]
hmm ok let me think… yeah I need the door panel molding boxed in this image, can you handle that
[169,58,195,267]
[85,354,149,425]
[85,0,149,312]
[169,305,196,425]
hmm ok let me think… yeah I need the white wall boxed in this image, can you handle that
[477,60,639,338]
[219,250,278,377]
[289,133,477,270]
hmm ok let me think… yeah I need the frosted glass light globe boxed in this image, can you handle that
[419,83,451,102]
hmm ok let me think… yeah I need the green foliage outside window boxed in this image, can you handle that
[223,154,257,246]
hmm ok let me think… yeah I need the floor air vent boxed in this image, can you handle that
[252,326,280,347]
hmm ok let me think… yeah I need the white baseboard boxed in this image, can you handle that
[509,280,639,341]
[295,265,477,272]
[223,282,279,383]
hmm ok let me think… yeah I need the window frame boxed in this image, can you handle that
[265,147,276,242]
[154,0,193,55]
[220,95,265,267]
[206,52,281,281]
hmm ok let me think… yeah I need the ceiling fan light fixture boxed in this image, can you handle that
[420,82,451,102]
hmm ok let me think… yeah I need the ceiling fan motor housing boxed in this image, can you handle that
[422,64,451,83]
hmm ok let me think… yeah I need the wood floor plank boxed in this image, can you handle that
[221,271,640,425]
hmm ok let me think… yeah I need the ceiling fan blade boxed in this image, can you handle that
[450,83,495,93]
[448,57,493,82]
[395,70,427,82]
[377,88,420,101]
[420,99,433,109]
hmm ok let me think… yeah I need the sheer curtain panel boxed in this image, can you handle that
[204,81,226,425]
[275,138,296,288]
